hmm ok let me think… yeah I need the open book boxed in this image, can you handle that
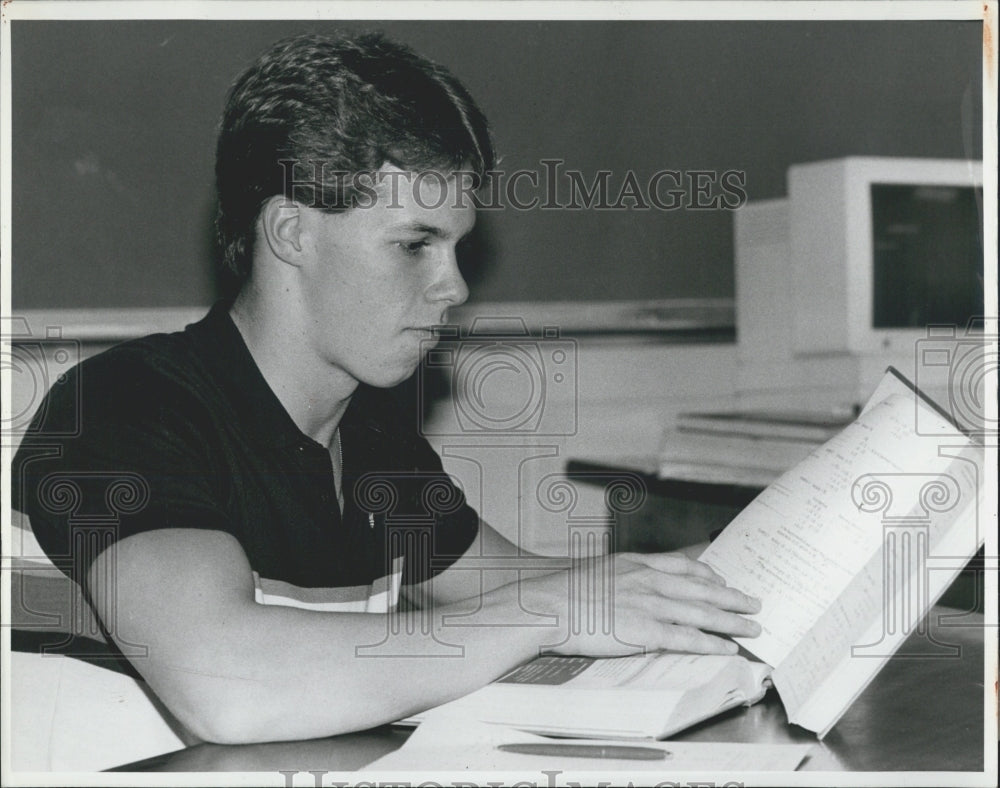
[406,368,984,740]
[700,367,985,736]
[402,651,771,739]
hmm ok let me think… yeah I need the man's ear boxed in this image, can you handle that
[259,195,304,266]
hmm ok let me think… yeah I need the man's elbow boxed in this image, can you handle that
[160,689,250,744]
[183,708,257,745]
[160,680,381,744]
[187,707,385,745]
[146,675,275,744]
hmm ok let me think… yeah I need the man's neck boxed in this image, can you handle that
[229,286,357,448]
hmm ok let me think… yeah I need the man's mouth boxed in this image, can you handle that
[409,316,450,335]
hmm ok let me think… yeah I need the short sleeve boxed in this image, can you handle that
[401,436,481,585]
[13,358,231,586]
[342,408,480,586]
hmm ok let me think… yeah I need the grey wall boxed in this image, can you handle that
[11,20,983,309]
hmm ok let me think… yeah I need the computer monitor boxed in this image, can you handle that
[788,157,984,357]
[735,157,986,410]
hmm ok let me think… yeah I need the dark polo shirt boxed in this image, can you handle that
[13,302,480,614]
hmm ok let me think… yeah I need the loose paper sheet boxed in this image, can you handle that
[368,717,814,772]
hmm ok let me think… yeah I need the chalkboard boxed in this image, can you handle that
[10,19,983,310]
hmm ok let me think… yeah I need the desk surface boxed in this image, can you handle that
[111,606,988,774]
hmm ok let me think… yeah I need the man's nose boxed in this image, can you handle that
[430,252,470,307]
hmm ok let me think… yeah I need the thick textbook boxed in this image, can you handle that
[408,369,984,740]
[403,652,771,739]
[701,368,984,736]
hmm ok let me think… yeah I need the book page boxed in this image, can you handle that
[700,388,979,670]
[773,448,981,734]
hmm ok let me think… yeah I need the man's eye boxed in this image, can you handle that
[399,240,428,256]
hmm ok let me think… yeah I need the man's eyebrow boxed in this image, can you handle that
[387,221,474,241]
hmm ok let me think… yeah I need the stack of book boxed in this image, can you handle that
[658,407,856,486]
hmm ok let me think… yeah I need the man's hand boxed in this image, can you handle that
[518,551,761,657]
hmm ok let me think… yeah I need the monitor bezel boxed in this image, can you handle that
[790,156,984,357]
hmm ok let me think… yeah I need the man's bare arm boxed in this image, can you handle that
[401,520,537,607]
[408,522,715,610]
[89,528,548,744]
[91,527,759,744]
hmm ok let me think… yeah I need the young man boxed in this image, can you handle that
[13,32,761,744]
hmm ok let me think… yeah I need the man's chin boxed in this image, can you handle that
[361,362,421,390]
[357,339,440,389]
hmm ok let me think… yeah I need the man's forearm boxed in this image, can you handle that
[140,581,551,744]
[98,530,758,745]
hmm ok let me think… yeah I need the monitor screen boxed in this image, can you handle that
[871,183,984,328]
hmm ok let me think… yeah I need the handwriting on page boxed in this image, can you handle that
[700,394,973,669]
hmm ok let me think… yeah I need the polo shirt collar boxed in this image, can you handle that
[184,301,379,450]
